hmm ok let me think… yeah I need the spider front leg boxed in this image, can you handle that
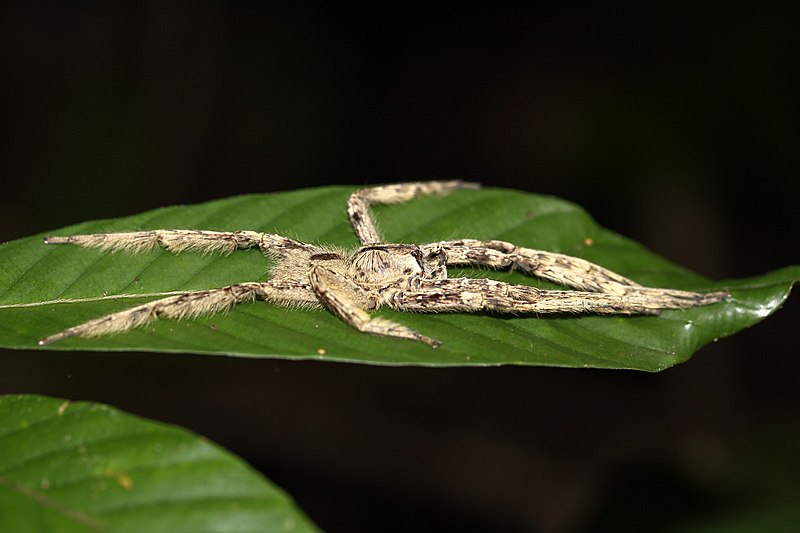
[392,278,723,315]
[425,239,641,292]
[309,265,441,347]
[425,239,729,303]
[347,180,480,245]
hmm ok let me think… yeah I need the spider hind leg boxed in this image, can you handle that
[38,282,268,346]
[44,229,315,257]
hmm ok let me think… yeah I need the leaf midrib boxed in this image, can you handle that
[0,474,110,532]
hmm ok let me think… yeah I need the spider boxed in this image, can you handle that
[38,181,728,348]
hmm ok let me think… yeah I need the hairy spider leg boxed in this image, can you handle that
[44,229,316,257]
[38,280,321,346]
[425,239,729,303]
[386,278,721,315]
[310,265,441,347]
[38,282,265,345]
[347,180,480,245]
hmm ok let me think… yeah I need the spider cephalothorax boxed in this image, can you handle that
[39,181,728,348]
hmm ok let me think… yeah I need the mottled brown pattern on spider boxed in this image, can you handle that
[39,181,728,348]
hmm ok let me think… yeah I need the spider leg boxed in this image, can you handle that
[38,282,265,345]
[38,280,320,346]
[425,239,729,301]
[309,265,441,347]
[44,229,316,257]
[425,239,640,291]
[348,180,480,245]
[389,278,726,315]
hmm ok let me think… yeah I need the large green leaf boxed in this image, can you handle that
[0,394,319,532]
[0,185,795,371]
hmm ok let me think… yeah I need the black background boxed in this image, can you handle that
[1,3,798,531]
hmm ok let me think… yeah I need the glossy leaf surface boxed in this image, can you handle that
[0,394,318,532]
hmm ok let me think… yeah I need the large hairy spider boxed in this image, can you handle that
[39,181,727,348]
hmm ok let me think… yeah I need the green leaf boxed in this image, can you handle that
[0,394,319,532]
[0,185,796,371]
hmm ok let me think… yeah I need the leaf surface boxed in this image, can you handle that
[0,185,796,371]
[0,394,319,532]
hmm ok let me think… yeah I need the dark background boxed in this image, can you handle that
[1,3,798,531]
